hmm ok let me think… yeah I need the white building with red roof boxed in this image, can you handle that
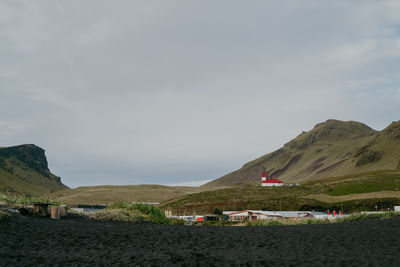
[222,210,315,221]
[261,169,283,187]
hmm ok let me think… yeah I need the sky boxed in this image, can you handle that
[1,1,400,188]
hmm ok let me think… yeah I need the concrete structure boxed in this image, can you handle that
[261,169,283,187]
[395,206,400,212]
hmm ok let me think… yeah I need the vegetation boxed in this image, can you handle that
[0,193,59,205]
[89,202,171,224]
[246,218,332,226]
[314,170,400,196]
[246,220,285,226]
[51,185,203,205]
[356,151,383,167]
[343,211,400,221]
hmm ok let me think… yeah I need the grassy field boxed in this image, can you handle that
[51,184,205,205]
[314,171,400,196]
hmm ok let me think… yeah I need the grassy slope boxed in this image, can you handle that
[51,184,205,205]
[307,170,400,196]
[0,145,68,196]
[204,120,400,188]
[160,170,400,214]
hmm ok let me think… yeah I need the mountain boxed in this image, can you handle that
[0,144,68,196]
[204,119,400,188]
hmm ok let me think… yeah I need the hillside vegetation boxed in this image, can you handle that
[0,144,68,196]
[160,170,400,214]
[52,184,204,205]
[204,120,400,188]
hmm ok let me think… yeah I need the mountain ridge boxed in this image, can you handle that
[204,119,400,188]
[0,144,68,196]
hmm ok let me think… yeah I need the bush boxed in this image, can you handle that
[106,202,171,224]
[356,151,383,167]
[246,220,284,226]
[89,209,145,223]
[169,218,186,225]
[345,211,399,222]
[0,193,58,205]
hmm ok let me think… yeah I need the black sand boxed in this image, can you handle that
[1,215,399,266]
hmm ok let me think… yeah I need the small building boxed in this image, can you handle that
[222,210,317,221]
[223,210,321,221]
[261,169,283,187]
[223,210,281,221]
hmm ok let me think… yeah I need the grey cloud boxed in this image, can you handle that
[1,1,400,187]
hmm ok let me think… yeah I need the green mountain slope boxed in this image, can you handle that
[0,144,68,196]
[204,119,400,188]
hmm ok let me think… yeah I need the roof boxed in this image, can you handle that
[224,210,322,218]
[224,210,282,217]
[262,179,283,183]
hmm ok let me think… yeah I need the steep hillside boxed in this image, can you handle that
[0,144,68,196]
[205,120,400,187]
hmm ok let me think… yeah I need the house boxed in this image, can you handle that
[261,169,284,187]
[223,210,318,221]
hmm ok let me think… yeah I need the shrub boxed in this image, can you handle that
[89,209,145,223]
[345,211,399,222]
[356,151,383,167]
[106,202,171,224]
[169,218,186,225]
[0,193,57,205]
[246,220,284,226]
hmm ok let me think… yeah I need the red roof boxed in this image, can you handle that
[262,179,283,183]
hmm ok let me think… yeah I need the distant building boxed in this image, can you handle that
[223,210,316,221]
[261,169,283,187]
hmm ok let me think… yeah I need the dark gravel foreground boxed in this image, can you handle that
[0,215,399,266]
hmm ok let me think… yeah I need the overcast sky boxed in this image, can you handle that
[1,1,400,188]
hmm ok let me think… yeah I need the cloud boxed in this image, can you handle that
[1,1,400,187]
